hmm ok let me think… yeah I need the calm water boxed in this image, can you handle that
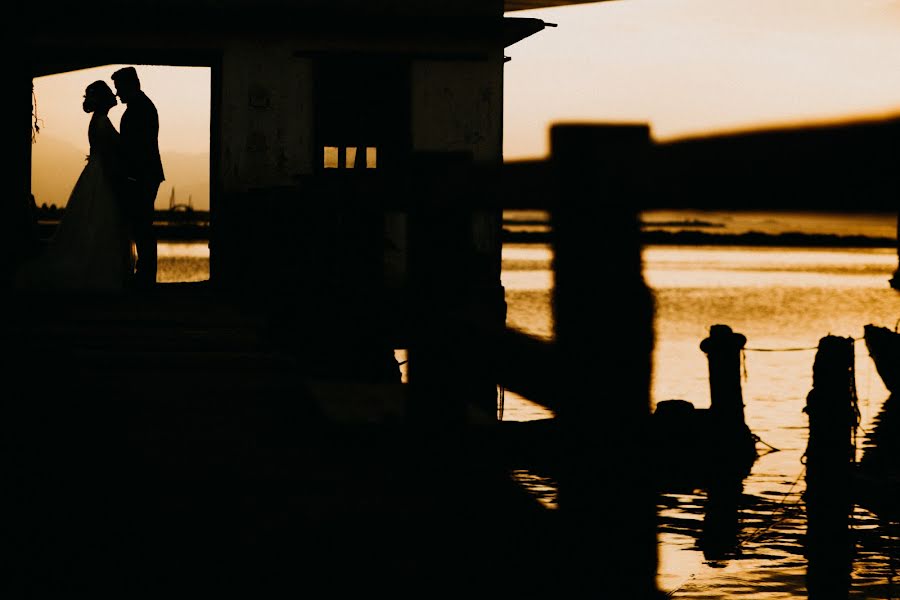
[503,240,900,599]
[159,227,900,598]
[156,242,212,284]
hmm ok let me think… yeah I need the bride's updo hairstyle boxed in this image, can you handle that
[82,80,117,113]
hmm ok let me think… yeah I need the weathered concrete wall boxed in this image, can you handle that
[411,58,503,163]
[220,41,314,193]
[409,56,506,351]
[213,38,510,302]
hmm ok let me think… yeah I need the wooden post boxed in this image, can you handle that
[699,324,756,466]
[550,123,659,598]
[700,325,747,425]
[803,335,855,599]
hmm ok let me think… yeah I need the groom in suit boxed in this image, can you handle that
[112,66,165,289]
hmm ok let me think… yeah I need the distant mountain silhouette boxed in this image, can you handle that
[30,134,85,208]
[31,133,210,211]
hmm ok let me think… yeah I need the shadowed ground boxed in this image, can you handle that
[5,283,566,597]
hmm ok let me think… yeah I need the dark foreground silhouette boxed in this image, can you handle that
[5,285,575,598]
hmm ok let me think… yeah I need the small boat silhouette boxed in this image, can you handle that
[863,323,900,394]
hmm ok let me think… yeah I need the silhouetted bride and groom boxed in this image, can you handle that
[16,66,164,292]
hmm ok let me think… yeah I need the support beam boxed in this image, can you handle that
[549,123,659,598]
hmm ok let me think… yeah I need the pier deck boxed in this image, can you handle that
[6,282,563,597]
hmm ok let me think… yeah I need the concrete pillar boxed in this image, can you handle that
[406,151,500,425]
[549,123,659,598]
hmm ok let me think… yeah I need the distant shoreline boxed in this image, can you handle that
[503,229,898,249]
[37,216,211,243]
[35,219,899,249]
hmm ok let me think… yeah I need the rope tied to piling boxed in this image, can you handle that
[738,465,807,546]
[664,464,807,597]
[740,344,818,381]
[849,337,862,461]
[742,331,869,353]
[752,433,779,453]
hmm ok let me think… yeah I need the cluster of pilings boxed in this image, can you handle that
[649,323,898,595]
[650,324,758,488]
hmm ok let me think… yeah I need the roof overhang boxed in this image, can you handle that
[28,16,553,78]
[504,17,552,47]
[505,0,610,11]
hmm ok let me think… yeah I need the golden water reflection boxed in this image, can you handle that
[501,241,900,598]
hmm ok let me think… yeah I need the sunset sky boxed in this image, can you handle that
[504,0,900,158]
[31,0,900,209]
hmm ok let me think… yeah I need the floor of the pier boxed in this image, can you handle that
[6,283,566,597]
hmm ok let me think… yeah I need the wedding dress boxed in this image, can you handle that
[15,114,134,292]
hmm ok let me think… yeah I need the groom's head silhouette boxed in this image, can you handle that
[111,67,141,104]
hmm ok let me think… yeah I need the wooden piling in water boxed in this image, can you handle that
[803,334,856,599]
[650,325,757,487]
[700,324,748,426]
[700,324,756,467]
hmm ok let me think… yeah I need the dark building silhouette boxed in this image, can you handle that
[5,1,900,597]
[3,2,667,598]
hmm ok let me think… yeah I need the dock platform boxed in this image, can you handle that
[6,282,568,597]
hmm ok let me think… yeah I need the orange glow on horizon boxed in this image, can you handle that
[504,0,900,159]
[29,1,900,206]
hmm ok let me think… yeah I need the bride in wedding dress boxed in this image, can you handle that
[15,80,135,292]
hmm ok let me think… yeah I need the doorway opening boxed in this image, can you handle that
[31,64,212,284]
